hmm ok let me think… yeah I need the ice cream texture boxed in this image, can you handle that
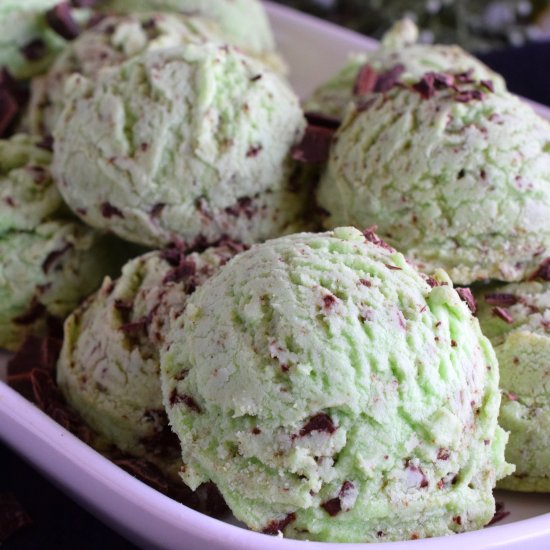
[53,44,307,248]
[57,243,242,473]
[0,134,128,351]
[161,227,512,542]
[318,75,550,285]
[304,19,505,120]
[27,12,223,136]
[98,0,276,61]
[476,278,550,492]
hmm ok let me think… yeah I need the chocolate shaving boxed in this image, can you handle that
[480,79,494,93]
[455,69,475,84]
[160,247,183,267]
[100,202,124,219]
[529,258,550,281]
[492,306,513,324]
[20,39,47,61]
[262,512,296,535]
[46,3,80,40]
[322,293,337,310]
[0,492,32,542]
[120,318,148,335]
[385,264,402,271]
[454,89,484,103]
[291,125,335,164]
[299,412,336,437]
[487,502,510,526]
[437,448,450,460]
[7,334,62,375]
[362,226,394,251]
[412,73,436,100]
[162,259,196,284]
[13,300,46,325]
[42,243,73,273]
[321,497,341,516]
[304,111,341,130]
[374,64,405,93]
[0,88,18,138]
[353,64,378,96]
[169,389,201,413]
[484,293,518,307]
[246,145,263,158]
[456,287,477,313]
[425,277,440,288]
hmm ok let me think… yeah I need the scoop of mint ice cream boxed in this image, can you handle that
[304,19,505,120]
[98,0,277,62]
[476,278,550,492]
[53,44,307,249]
[57,243,241,474]
[0,0,92,80]
[161,227,511,542]
[27,13,223,136]
[0,134,130,351]
[318,77,550,285]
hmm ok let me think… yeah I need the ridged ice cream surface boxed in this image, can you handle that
[53,44,307,248]
[57,244,241,474]
[304,19,505,120]
[27,13,224,136]
[0,135,127,351]
[161,227,511,542]
[318,77,550,285]
[476,279,550,492]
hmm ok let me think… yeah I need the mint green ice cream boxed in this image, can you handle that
[476,278,550,492]
[0,0,91,80]
[0,134,129,351]
[98,0,277,63]
[304,19,505,120]
[161,227,511,542]
[53,44,307,249]
[318,78,550,285]
[57,243,241,474]
[27,12,222,136]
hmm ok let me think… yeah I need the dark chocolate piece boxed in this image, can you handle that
[487,502,510,526]
[20,39,47,61]
[374,64,405,93]
[492,306,513,324]
[100,201,124,219]
[262,513,296,535]
[169,389,201,413]
[291,125,335,164]
[353,64,378,96]
[304,111,341,130]
[0,89,18,138]
[299,413,336,437]
[46,3,80,40]
[362,226,394,251]
[529,258,550,281]
[456,287,477,313]
[13,300,46,325]
[484,293,518,307]
[42,243,73,273]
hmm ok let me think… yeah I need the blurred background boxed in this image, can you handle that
[272,0,550,105]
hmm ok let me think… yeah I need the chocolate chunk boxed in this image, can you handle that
[425,277,440,288]
[455,69,475,84]
[0,492,32,542]
[20,39,47,61]
[484,293,518,307]
[454,89,484,103]
[224,196,256,220]
[480,79,494,93]
[13,300,46,325]
[304,111,341,130]
[412,73,436,99]
[322,293,336,310]
[246,144,263,158]
[0,89,18,138]
[100,202,124,218]
[362,226,394,251]
[353,64,378,96]
[487,502,510,526]
[299,412,336,437]
[437,448,450,460]
[374,64,405,93]
[42,243,73,273]
[46,3,80,40]
[7,334,62,376]
[150,203,165,218]
[262,512,296,535]
[139,418,181,457]
[160,247,183,267]
[113,299,132,314]
[456,287,477,313]
[529,258,550,281]
[162,259,196,284]
[321,497,341,516]
[249,74,262,82]
[169,389,201,413]
[291,125,335,164]
[406,459,428,488]
[492,306,513,324]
